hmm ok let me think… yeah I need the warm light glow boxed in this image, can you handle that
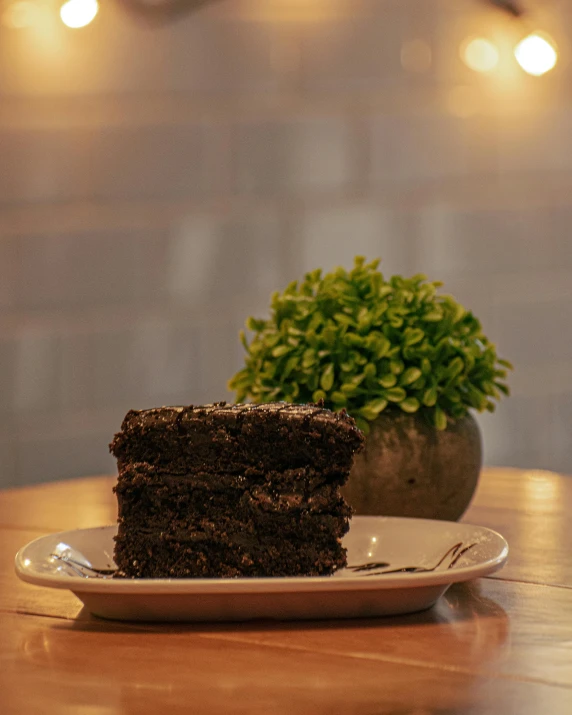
[401,40,432,74]
[447,85,479,118]
[60,0,98,28]
[523,470,562,502]
[2,0,39,28]
[518,471,564,567]
[514,33,558,76]
[462,37,500,73]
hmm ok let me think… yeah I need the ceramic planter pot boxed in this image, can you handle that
[343,410,482,521]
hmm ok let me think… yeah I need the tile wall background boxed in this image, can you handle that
[1,0,571,487]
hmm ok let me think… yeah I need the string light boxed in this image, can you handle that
[514,33,558,76]
[461,37,500,73]
[0,0,560,88]
[60,0,98,28]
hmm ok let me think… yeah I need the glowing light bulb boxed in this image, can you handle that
[60,0,98,28]
[461,37,499,73]
[514,33,558,76]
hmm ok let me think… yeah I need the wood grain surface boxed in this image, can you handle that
[1,468,572,714]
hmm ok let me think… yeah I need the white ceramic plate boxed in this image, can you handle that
[15,517,508,622]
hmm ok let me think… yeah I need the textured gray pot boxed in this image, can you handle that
[343,410,482,521]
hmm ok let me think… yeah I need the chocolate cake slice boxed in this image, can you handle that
[110,402,364,579]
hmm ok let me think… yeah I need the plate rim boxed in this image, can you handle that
[14,516,509,595]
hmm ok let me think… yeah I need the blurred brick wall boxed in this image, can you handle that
[1,0,571,486]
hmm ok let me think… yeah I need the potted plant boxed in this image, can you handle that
[229,257,512,520]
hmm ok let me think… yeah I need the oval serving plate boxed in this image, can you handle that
[15,516,508,622]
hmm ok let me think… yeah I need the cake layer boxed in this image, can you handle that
[114,464,350,522]
[114,461,346,496]
[116,509,351,547]
[114,529,347,578]
[110,402,364,478]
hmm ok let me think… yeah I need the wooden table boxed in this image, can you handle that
[1,467,572,714]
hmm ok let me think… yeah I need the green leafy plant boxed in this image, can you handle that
[228,257,512,434]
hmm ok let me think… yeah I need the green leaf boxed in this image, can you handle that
[379,373,397,388]
[400,367,422,386]
[389,359,404,375]
[341,374,365,394]
[403,328,425,346]
[307,372,319,392]
[495,382,510,396]
[424,309,443,322]
[312,389,326,402]
[287,326,304,337]
[322,326,338,348]
[320,363,335,392]
[354,417,370,435]
[445,388,461,403]
[467,385,488,411]
[364,363,377,378]
[384,387,407,403]
[261,363,277,381]
[367,397,389,413]
[445,357,464,380]
[334,313,354,326]
[246,317,266,332]
[421,358,432,375]
[399,397,420,413]
[358,398,388,421]
[349,373,366,386]
[271,344,291,358]
[358,406,378,421]
[302,349,316,369]
[307,312,323,333]
[423,386,438,407]
[282,356,299,380]
[452,302,465,324]
[345,333,366,348]
[481,381,499,398]
[375,336,391,359]
[265,333,281,348]
[434,406,447,430]
[331,391,347,406]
